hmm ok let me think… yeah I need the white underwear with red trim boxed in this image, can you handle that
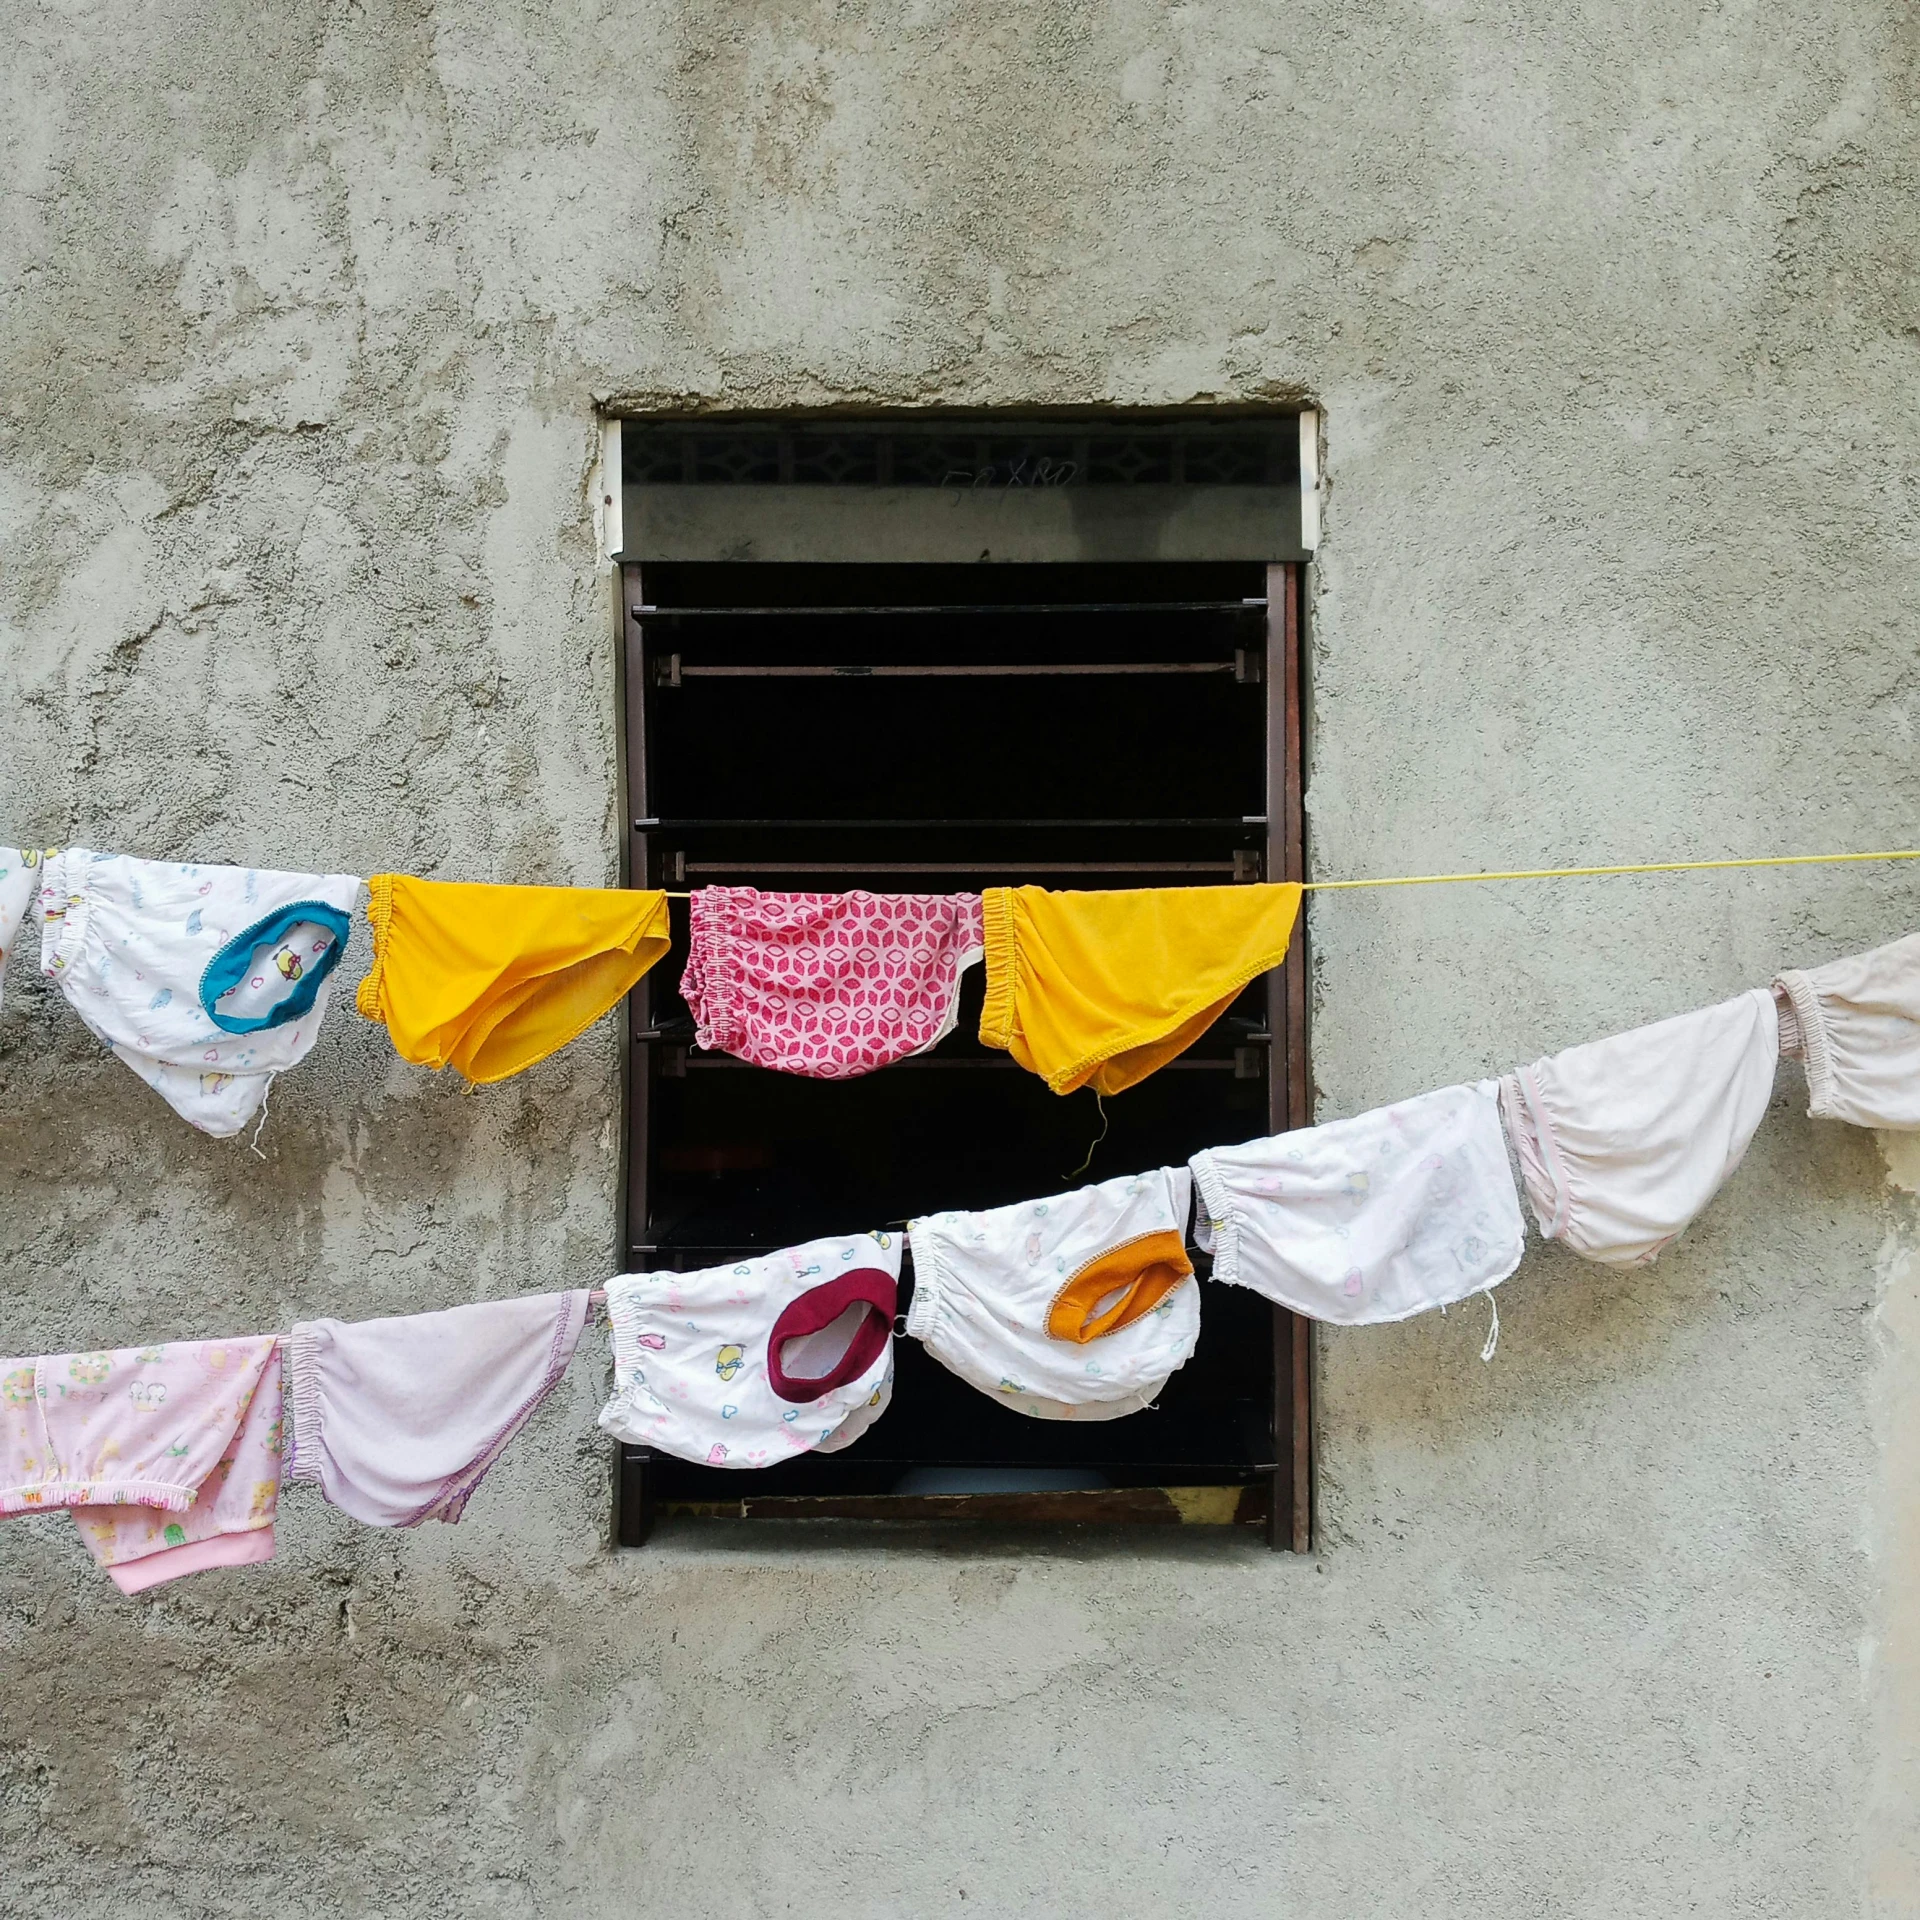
[598,1232,900,1468]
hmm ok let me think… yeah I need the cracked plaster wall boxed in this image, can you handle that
[4,0,1920,1914]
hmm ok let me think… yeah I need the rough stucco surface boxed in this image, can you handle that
[3,0,1919,1913]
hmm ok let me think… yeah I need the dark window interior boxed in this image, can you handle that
[617,550,1308,1544]
[621,420,1300,491]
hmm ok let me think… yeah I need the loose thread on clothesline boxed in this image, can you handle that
[657,847,1920,901]
[1062,1090,1109,1182]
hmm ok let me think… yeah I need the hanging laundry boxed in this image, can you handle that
[680,888,984,1077]
[39,849,361,1137]
[978,884,1303,1094]
[1191,1083,1525,1324]
[598,1233,900,1466]
[0,846,43,1009]
[1498,989,1779,1267]
[1774,931,1920,1129]
[906,1167,1199,1420]
[71,1347,285,1593]
[287,1291,590,1526]
[356,874,671,1084]
[2,1337,283,1593]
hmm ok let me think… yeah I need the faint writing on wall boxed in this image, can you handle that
[941,458,1080,491]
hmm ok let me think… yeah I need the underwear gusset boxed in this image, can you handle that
[42,855,355,1040]
[905,1224,1197,1368]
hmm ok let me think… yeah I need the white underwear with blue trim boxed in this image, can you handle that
[39,848,363,1137]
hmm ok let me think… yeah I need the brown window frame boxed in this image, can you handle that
[611,462,1310,1551]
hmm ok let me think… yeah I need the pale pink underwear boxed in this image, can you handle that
[289,1292,589,1527]
[1499,988,1779,1268]
[679,888,985,1078]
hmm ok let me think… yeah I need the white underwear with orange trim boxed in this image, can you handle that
[906,1167,1198,1421]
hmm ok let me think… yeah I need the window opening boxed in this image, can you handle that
[616,419,1309,1549]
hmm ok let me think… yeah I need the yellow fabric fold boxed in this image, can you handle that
[357,874,672,1085]
[978,883,1304,1095]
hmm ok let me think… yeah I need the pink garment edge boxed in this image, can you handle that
[908,897,985,1061]
[395,1290,591,1527]
[1772,970,1833,1116]
[286,1321,327,1487]
[1512,1065,1573,1241]
[3,1479,200,1516]
[680,888,730,1055]
[105,1523,276,1595]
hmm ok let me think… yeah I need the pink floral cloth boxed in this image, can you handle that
[2,1336,283,1594]
[680,889,986,1078]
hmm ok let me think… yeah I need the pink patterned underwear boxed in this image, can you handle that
[680,889,986,1078]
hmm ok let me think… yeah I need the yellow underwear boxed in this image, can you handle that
[978,883,1304,1095]
[356,874,672,1085]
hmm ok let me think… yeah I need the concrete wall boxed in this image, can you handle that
[4,1,1918,1912]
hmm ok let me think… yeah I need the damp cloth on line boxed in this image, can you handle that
[598,1233,901,1467]
[907,1167,1199,1420]
[288,1291,590,1527]
[1191,1082,1525,1325]
[680,888,984,1077]
[70,1346,284,1594]
[38,848,361,1137]
[1774,930,1920,1129]
[977,884,1303,1095]
[1498,988,1779,1268]
[356,874,671,1084]
[1,1337,283,1594]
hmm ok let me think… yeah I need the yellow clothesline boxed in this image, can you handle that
[1303,846,1920,891]
[657,847,1920,901]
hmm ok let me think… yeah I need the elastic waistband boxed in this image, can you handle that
[903,1226,946,1344]
[680,887,737,1056]
[1499,1067,1570,1242]
[975,888,1017,1054]
[1772,969,1832,1116]
[37,850,90,978]
[1186,1151,1239,1288]
[2,1478,199,1515]
[354,874,395,1022]
[285,1323,329,1485]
